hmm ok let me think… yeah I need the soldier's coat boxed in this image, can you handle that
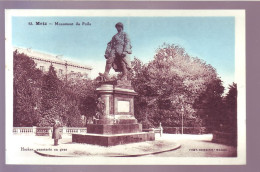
[105,31,132,72]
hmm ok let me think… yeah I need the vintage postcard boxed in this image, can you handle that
[5,9,246,165]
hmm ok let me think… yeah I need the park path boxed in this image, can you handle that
[6,134,236,164]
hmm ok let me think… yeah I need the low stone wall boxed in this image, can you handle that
[163,127,207,134]
[13,127,87,136]
[35,127,50,136]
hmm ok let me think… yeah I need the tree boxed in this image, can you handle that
[14,51,98,127]
[13,51,43,127]
[194,78,225,132]
[130,43,224,132]
[38,65,65,127]
[63,73,97,126]
[223,83,237,133]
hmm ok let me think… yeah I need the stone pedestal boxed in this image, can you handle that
[72,132,155,147]
[72,80,155,146]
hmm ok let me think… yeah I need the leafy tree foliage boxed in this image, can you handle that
[38,65,65,126]
[64,73,97,126]
[194,78,225,132]
[131,43,224,131]
[13,52,96,127]
[38,67,97,127]
[222,83,237,134]
[13,51,43,127]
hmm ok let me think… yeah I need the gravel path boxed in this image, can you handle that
[6,133,237,164]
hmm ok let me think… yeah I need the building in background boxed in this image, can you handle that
[14,47,92,79]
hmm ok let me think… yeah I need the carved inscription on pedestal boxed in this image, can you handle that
[117,100,130,113]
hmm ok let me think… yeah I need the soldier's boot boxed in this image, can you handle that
[121,63,128,81]
[103,63,112,81]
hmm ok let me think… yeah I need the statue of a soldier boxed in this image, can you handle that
[100,22,132,81]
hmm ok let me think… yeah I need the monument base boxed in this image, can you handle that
[87,123,142,135]
[72,80,156,147]
[72,132,155,147]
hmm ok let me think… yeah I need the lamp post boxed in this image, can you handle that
[181,106,184,135]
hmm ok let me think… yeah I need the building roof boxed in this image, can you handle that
[14,47,93,70]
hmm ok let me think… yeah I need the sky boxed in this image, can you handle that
[12,16,235,91]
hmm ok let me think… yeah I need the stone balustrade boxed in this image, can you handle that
[13,127,34,134]
[13,127,87,136]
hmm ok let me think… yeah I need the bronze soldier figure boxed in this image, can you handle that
[101,22,132,81]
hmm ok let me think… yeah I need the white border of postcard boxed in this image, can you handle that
[5,9,246,165]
